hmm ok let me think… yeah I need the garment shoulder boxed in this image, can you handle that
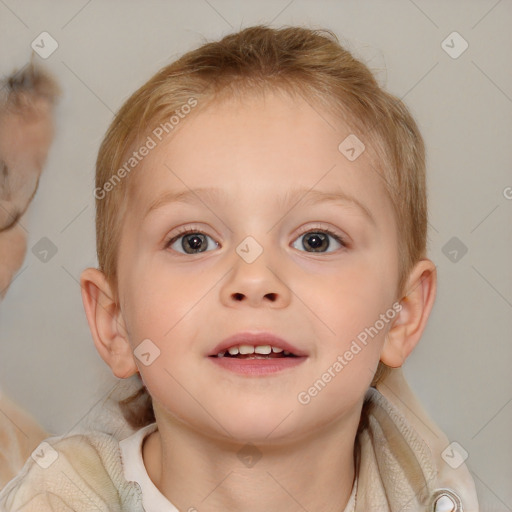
[0,431,143,512]
[359,386,478,512]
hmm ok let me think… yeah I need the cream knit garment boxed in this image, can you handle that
[0,369,479,512]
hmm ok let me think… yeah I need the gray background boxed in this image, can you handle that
[0,0,511,509]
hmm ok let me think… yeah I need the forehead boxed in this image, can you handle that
[127,90,395,227]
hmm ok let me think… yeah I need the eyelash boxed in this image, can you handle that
[164,224,348,253]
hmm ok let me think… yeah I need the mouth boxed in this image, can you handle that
[208,332,307,375]
[208,331,307,358]
[210,346,298,359]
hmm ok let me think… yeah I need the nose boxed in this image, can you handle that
[219,244,292,308]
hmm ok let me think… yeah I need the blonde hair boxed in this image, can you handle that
[95,25,427,428]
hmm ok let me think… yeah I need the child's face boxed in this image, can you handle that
[115,91,401,442]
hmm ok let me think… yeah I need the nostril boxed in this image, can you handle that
[231,292,277,302]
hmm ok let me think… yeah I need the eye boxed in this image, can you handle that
[165,228,219,255]
[291,227,347,253]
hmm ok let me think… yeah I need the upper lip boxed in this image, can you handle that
[208,332,308,357]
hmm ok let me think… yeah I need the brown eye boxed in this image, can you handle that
[292,229,345,253]
[167,231,218,254]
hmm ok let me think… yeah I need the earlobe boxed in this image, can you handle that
[380,259,437,368]
[80,268,138,379]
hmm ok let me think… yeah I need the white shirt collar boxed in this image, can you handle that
[119,422,179,511]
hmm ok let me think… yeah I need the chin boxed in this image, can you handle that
[207,400,303,445]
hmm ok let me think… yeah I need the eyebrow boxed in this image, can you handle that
[144,186,375,226]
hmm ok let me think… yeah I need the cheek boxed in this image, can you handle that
[119,261,208,395]
[296,255,396,376]
[309,256,394,325]
[121,257,197,337]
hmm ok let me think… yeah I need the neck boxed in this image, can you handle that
[143,411,360,512]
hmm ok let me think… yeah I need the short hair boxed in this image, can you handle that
[94,25,427,429]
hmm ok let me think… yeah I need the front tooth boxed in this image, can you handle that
[238,344,255,355]
[271,346,283,353]
[254,345,272,355]
[228,346,239,355]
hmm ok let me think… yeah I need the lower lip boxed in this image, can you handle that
[209,356,307,376]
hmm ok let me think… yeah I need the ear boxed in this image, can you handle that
[80,268,138,379]
[380,259,437,368]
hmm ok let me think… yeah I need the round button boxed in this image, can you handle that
[434,494,456,511]
[431,488,463,512]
